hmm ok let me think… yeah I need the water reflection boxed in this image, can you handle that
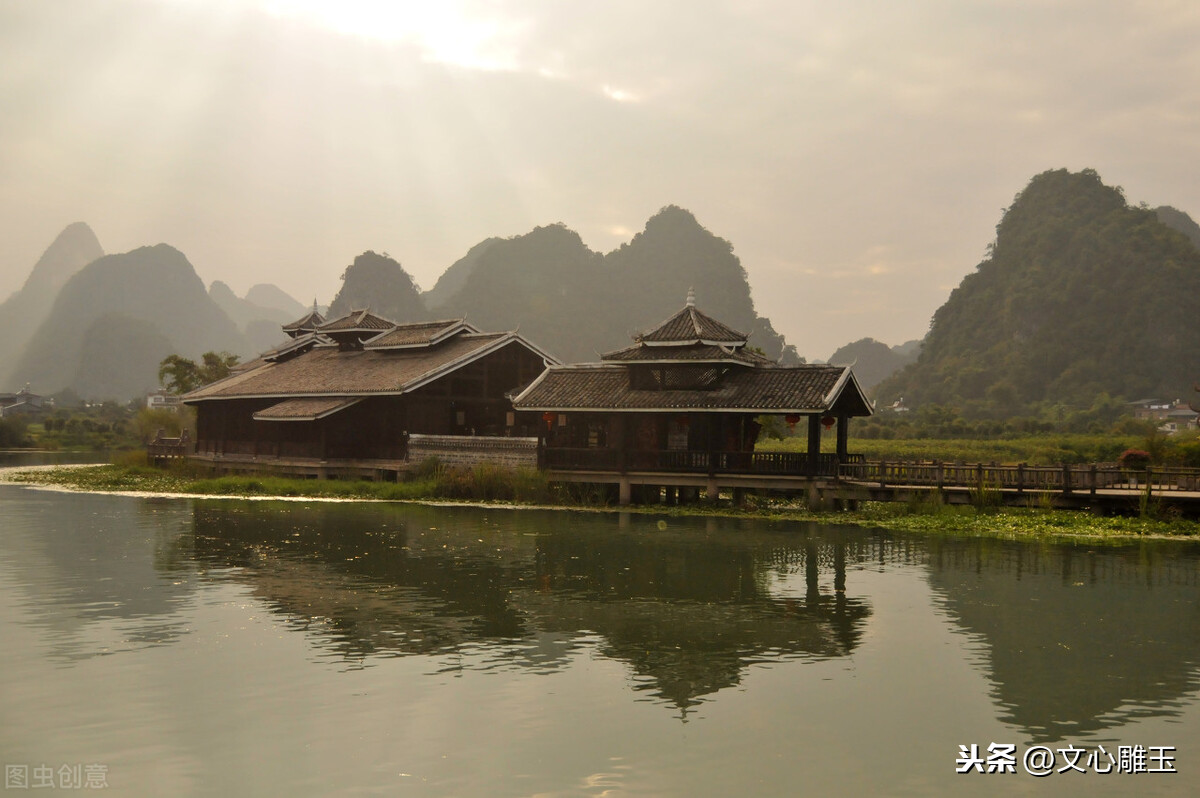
[922,536,1200,743]
[0,488,197,660]
[188,502,873,712]
[3,482,1199,745]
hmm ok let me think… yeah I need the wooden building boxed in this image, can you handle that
[512,294,872,485]
[183,309,556,473]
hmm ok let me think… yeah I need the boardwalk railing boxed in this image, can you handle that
[840,461,1200,494]
[542,447,859,476]
[542,447,1200,495]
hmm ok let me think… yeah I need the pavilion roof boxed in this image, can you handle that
[316,309,396,335]
[601,342,771,366]
[636,305,748,346]
[513,363,872,415]
[281,306,325,334]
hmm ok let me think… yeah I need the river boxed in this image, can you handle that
[1,458,1197,795]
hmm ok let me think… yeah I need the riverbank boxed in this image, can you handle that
[6,463,1199,542]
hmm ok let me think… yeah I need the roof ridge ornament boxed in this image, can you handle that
[686,287,695,307]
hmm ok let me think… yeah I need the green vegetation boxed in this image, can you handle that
[8,401,195,452]
[10,459,553,504]
[9,461,1198,540]
[0,417,33,447]
[158,351,240,395]
[762,432,1146,465]
[878,168,1200,414]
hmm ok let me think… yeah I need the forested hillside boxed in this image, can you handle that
[827,338,920,391]
[878,168,1200,412]
[429,207,799,364]
[328,251,428,324]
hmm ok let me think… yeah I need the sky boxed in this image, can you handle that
[2,0,1199,360]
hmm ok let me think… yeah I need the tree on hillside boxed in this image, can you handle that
[877,168,1200,414]
[158,351,240,394]
[328,251,427,323]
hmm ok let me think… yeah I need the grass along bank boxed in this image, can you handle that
[8,462,1199,541]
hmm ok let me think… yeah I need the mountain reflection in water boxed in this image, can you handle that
[188,502,872,713]
[923,537,1200,742]
[3,483,1198,770]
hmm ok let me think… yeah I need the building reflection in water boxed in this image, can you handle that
[8,484,1195,733]
[188,502,872,714]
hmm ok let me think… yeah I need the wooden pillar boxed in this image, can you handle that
[613,415,627,474]
[618,477,631,506]
[807,414,821,476]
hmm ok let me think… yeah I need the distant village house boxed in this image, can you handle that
[0,385,51,419]
[146,390,182,412]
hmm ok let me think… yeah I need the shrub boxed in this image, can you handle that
[111,449,149,468]
[1175,440,1200,468]
[0,417,31,447]
[1118,448,1151,470]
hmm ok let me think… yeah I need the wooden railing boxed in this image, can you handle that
[542,448,862,477]
[541,448,1200,493]
[840,460,1200,494]
[147,433,192,463]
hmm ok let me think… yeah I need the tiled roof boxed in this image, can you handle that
[637,306,747,345]
[282,308,325,332]
[263,332,325,362]
[317,309,396,334]
[602,343,772,365]
[513,363,869,414]
[253,397,362,421]
[184,332,518,400]
[364,319,475,349]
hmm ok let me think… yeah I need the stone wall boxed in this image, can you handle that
[407,434,540,470]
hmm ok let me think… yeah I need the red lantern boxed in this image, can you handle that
[785,414,801,431]
[822,415,836,430]
[542,412,556,431]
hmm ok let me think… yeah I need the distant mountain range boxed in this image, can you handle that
[0,206,799,400]
[0,233,308,401]
[4,176,1198,409]
[825,338,921,392]
[0,222,104,388]
[328,206,800,365]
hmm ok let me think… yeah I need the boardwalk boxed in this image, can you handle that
[547,459,1200,515]
[838,460,1200,514]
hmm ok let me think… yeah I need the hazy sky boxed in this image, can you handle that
[2,0,1198,359]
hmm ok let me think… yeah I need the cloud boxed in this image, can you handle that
[1,0,1199,360]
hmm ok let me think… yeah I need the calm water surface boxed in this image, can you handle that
[1,461,1198,796]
